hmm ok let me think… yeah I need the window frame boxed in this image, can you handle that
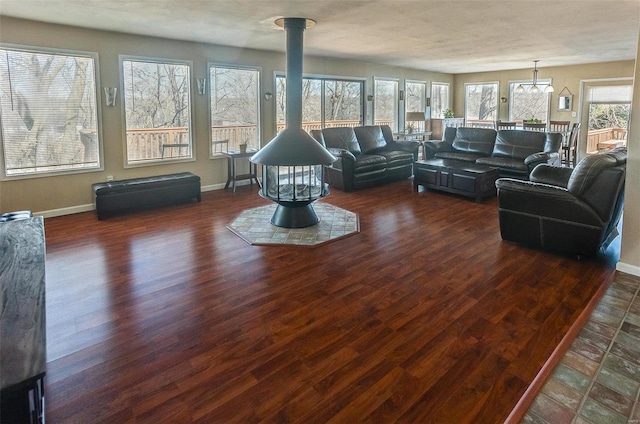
[275,73,365,131]
[0,43,104,180]
[430,82,450,119]
[464,81,499,124]
[208,62,262,158]
[373,77,399,131]
[405,80,427,115]
[508,79,552,123]
[120,55,194,167]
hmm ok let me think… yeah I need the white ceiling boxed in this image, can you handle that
[1,0,639,74]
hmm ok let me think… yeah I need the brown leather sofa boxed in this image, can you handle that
[495,147,626,257]
[311,125,418,191]
[424,127,563,178]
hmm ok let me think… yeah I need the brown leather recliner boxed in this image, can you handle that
[495,147,626,257]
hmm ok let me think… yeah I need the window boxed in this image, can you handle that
[431,82,450,119]
[209,65,260,155]
[585,82,632,154]
[405,80,426,115]
[508,80,551,122]
[465,82,498,125]
[122,57,192,164]
[374,78,398,130]
[276,75,364,132]
[0,46,100,177]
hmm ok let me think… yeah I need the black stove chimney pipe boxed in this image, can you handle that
[250,18,336,167]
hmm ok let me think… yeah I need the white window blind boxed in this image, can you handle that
[0,47,100,177]
[588,85,633,104]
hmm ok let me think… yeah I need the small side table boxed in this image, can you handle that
[222,149,260,192]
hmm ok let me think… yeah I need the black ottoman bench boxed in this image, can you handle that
[92,172,201,220]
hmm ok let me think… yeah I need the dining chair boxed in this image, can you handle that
[522,122,547,132]
[561,122,580,167]
[496,120,517,130]
[549,120,571,133]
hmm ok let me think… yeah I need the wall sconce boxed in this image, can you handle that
[425,97,431,107]
[196,78,207,95]
[104,87,117,107]
[500,97,507,103]
[264,92,272,101]
[399,90,404,101]
[367,94,374,102]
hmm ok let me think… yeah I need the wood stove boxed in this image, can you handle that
[251,17,336,228]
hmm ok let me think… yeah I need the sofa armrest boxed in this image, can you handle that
[423,141,453,159]
[529,164,574,188]
[327,148,356,163]
[524,151,559,173]
[496,178,602,226]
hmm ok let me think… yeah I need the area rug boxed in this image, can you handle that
[227,202,359,247]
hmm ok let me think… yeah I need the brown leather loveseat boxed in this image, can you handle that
[424,127,563,178]
[311,125,419,191]
[495,147,626,257]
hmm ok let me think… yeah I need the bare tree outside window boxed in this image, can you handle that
[210,65,260,153]
[465,83,498,124]
[374,78,398,130]
[0,47,99,176]
[276,75,364,131]
[122,58,192,163]
[431,82,449,119]
[509,81,551,122]
[405,81,426,115]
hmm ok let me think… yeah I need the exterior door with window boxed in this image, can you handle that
[580,80,632,159]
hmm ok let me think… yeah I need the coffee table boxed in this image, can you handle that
[413,158,498,202]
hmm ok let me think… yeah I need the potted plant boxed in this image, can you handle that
[406,122,415,134]
[239,141,248,153]
[442,109,464,130]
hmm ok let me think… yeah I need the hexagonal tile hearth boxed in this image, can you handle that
[227,202,359,247]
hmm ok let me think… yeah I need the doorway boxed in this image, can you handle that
[580,79,633,160]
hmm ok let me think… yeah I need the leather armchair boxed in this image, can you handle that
[495,148,626,257]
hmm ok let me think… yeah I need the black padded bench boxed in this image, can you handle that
[92,172,201,220]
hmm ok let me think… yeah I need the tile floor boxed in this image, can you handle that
[227,201,359,246]
[522,272,640,424]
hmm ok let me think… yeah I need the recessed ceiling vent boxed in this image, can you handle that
[251,17,336,228]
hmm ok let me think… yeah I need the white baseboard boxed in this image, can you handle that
[35,204,95,218]
[202,183,225,192]
[616,261,640,277]
[33,183,253,218]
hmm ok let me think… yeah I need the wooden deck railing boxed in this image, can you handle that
[126,120,395,161]
[586,127,627,153]
[126,123,628,161]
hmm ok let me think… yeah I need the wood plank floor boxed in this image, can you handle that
[42,180,620,423]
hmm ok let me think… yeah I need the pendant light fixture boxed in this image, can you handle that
[516,60,554,94]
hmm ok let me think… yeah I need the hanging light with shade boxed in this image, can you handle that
[515,60,555,94]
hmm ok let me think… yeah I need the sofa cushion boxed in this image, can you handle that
[354,125,387,154]
[451,127,496,156]
[375,150,414,168]
[476,156,528,173]
[380,125,396,144]
[309,129,326,147]
[434,151,485,162]
[321,127,361,154]
[567,154,618,197]
[492,130,547,160]
[352,154,387,173]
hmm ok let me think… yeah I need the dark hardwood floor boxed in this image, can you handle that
[42,180,619,423]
